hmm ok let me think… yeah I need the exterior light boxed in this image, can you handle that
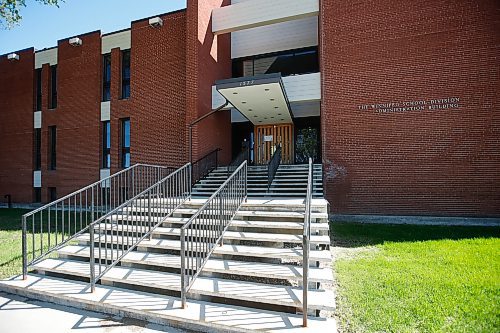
[7,53,19,61]
[149,17,163,27]
[69,37,82,46]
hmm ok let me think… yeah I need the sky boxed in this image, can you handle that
[0,0,187,54]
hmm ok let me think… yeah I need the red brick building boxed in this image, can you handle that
[0,0,499,218]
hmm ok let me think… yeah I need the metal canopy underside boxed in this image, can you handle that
[215,73,293,125]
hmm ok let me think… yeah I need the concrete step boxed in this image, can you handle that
[0,274,335,333]
[235,210,328,221]
[32,259,335,312]
[56,245,333,284]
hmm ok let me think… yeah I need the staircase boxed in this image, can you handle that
[1,163,334,332]
[192,164,324,198]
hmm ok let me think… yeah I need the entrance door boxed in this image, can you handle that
[254,124,294,165]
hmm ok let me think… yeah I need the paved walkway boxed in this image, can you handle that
[0,291,188,333]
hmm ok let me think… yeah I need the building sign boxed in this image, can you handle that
[357,97,460,113]
[264,135,273,142]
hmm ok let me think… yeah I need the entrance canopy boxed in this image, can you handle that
[215,73,293,125]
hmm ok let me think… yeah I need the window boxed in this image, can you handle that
[121,50,130,99]
[34,128,41,170]
[102,121,111,168]
[33,188,41,203]
[121,118,130,168]
[48,126,57,170]
[35,68,42,111]
[232,47,319,78]
[102,54,111,101]
[48,187,57,202]
[50,65,57,109]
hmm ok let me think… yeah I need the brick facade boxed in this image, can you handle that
[320,0,500,216]
[0,1,498,218]
[0,48,34,203]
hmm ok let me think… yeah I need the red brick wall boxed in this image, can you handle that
[186,0,232,165]
[110,11,188,172]
[39,32,102,202]
[320,0,500,216]
[0,48,35,203]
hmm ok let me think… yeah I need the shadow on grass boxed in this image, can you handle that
[0,209,29,231]
[330,221,500,247]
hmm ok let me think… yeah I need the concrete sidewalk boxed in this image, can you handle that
[0,291,188,333]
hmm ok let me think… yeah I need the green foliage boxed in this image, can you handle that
[0,0,62,29]
[332,222,500,333]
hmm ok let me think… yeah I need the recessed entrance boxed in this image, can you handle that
[254,124,294,165]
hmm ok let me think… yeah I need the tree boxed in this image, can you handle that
[0,0,62,28]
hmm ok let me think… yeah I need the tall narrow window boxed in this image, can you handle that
[48,126,57,170]
[121,50,130,99]
[102,54,111,102]
[49,187,57,202]
[50,65,57,108]
[102,121,111,168]
[34,128,41,170]
[33,188,41,203]
[121,118,130,168]
[35,68,42,111]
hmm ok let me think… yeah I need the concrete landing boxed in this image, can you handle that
[0,275,335,333]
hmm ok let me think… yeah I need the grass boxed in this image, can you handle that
[331,222,500,333]
[0,208,29,279]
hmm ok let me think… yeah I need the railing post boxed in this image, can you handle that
[90,226,95,293]
[180,228,186,309]
[148,191,152,241]
[22,215,27,280]
[219,195,224,246]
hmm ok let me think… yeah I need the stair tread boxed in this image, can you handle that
[57,245,333,283]
[33,258,335,311]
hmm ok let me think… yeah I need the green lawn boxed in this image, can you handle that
[0,208,29,279]
[332,222,500,333]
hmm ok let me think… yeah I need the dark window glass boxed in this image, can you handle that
[121,50,130,99]
[49,187,57,202]
[121,118,130,168]
[102,54,111,101]
[50,65,57,108]
[33,188,41,203]
[232,47,319,78]
[34,128,41,170]
[102,121,111,169]
[35,68,42,111]
[48,126,57,170]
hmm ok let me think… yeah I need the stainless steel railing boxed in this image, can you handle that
[180,160,247,308]
[22,164,173,280]
[302,157,313,327]
[89,163,191,292]
[268,143,282,189]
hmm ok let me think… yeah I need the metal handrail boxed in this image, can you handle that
[267,144,282,189]
[302,158,313,327]
[191,148,221,186]
[227,145,249,176]
[22,164,173,280]
[89,163,191,292]
[180,160,247,308]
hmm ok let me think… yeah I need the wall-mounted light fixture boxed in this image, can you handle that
[149,17,163,28]
[7,53,19,61]
[69,37,82,46]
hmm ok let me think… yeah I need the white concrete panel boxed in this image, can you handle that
[213,0,318,34]
[35,48,57,68]
[101,101,110,121]
[33,171,41,188]
[231,108,248,123]
[101,30,131,54]
[231,16,318,59]
[282,72,321,102]
[100,169,111,188]
[34,111,42,129]
[290,100,320,118]
[212,86,233,109]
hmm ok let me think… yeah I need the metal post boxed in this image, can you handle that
[90,226,95,293]
[22,216,27,280]
[148,191,152,241]
[180,228,186,309]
